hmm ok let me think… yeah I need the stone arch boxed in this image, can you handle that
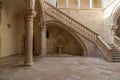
[110,1,120,36]
[45,20,88,56]
[110,1,120,25]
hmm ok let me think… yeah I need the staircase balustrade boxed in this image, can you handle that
[44,2,112,61]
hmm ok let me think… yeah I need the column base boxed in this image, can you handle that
[24,62,33,66]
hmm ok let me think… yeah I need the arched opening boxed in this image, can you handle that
[110,1,120,38]
[45,21,87,56]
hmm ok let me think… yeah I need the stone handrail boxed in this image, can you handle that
[44,2,112,61]
[45,2,98,42]
[96,36,112,61]
[114,36,120,47]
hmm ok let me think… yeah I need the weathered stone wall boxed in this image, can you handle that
[60,9,103,34]
[0,3,17,57]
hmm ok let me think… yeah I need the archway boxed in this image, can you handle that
[45,21,87,56]
[110,1,120,36]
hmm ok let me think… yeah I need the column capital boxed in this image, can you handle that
[41,24,47,30]
[24,9,36,21]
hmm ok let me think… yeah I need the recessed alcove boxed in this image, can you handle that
[46,22,86,56]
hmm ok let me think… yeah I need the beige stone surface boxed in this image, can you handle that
[0,55,120,80]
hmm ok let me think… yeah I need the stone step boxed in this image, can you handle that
[112,59,120,62]
[112,49,120,51]
[112,57,120,62]
[112,52,120,54]
[112,51,120,53]
[112,54,120,57]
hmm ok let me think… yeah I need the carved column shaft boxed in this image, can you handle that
[24,9,36,66]
[41,25,47,56]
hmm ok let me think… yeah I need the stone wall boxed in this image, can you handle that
[60,9,103,34]
[0,5,17,57]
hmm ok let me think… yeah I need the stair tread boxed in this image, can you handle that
[113,57,120,58]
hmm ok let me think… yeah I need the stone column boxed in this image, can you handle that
[66,0,69,8]
[41,25,47,56]
[24,9,36,66]
[78,0,80,8]
[89,0,92,8]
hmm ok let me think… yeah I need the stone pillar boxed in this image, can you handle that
[89,0,92,8]
[66,0,69,8]
[78,0,80,8]
[24,9,36,66]
[41,25,47,56]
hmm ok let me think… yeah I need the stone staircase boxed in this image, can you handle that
[44,2,113,62]
[110,36,120,62]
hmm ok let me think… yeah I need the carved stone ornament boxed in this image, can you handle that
[24,9,36,20]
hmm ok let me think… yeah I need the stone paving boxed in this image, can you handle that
[0,55,120,80]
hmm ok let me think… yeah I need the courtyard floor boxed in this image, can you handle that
[0,55,120,80]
